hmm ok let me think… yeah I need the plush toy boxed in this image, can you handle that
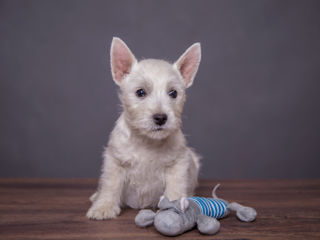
[135,184,257,236]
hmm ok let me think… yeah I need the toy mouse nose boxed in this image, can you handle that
[153,113,167,126]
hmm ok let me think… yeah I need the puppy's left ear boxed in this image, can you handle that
[174,43,201,88]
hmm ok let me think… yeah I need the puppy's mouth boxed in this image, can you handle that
[146,125,173,139]
[152,126,164,132]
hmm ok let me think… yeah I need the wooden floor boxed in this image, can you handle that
[0,179,319,240]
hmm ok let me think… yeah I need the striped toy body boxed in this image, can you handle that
[188,197,228,219]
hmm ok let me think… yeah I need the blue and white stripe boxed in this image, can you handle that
[188,197,227,219]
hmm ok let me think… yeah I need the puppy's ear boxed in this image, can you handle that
[174,43,201,88]
[110,37,137,85]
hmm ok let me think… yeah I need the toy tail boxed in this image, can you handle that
[212,183,221,199]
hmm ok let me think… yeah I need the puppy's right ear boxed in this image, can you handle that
[110,37,137,85]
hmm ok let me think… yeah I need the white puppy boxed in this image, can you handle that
[87,37,201,220]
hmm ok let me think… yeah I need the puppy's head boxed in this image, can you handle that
[110,37,201,140]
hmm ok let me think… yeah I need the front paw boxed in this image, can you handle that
[86,202,121,220]
[165,191,185,201]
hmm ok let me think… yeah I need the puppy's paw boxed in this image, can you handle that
[165,190,185,201]
[86,202,120,220]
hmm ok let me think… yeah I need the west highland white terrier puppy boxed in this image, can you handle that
[87,37,201,220]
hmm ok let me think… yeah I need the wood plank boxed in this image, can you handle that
[0,179,319,240]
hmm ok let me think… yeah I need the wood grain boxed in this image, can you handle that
[0,179,319,240]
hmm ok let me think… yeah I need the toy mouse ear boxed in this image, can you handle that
[180,197,190,213]
[158,195,170,209]
[159,195,166,203]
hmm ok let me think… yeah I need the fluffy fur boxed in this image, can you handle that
[87,37,201,220]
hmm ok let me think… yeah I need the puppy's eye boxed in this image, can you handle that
[136,88,147,98]
[168,90,177,99]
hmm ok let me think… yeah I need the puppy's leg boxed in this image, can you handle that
[187,149,200,195]
[164,158,191,201]
[87,154,125,220]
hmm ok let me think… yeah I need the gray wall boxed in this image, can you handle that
[1,0,319,179]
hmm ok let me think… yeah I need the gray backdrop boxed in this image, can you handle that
[1,0,319,179]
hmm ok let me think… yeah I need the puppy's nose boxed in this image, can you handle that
[153,113,167,126]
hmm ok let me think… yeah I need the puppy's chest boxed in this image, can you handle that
[125,150,168,183]
[122,149,169,208]
[125,160,165,188]
[117,142,178,168]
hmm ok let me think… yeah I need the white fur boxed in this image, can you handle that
[87,37,201,220]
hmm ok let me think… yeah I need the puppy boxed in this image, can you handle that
[87,37,201,220]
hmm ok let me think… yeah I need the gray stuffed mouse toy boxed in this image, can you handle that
[135,184,257,236]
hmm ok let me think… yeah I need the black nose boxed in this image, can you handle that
[153,113,167,126]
